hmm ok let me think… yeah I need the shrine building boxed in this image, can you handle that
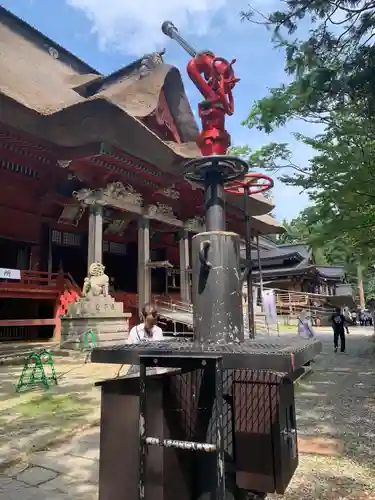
[0,6,284,342]
[250,241,347,295]
[245,238,354,317]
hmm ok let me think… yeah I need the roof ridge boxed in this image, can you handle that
[0,5,100,75]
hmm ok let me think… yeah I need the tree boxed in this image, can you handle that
[237,2,375,300]
[274,206,362,281]
[241,1,375,132]
[233,102,375,257]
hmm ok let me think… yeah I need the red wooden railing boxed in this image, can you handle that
[0,270,80,298]
[0,270,81,342]
[0,319,58,342]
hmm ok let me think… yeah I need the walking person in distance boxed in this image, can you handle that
[331,307,348,353]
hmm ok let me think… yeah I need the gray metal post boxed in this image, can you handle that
[205,170,225,232]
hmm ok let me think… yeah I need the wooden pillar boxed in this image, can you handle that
[138,216,151,314]
[179,230,191,303]
[87,204,103,271]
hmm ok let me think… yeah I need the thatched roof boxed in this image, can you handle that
[249,214,285,235]
[0,6,275,218]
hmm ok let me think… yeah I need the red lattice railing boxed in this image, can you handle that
[0,270,81,341]
[0,270,80,296]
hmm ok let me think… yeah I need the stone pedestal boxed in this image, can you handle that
[60,295,131,349]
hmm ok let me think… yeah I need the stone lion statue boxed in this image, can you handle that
[82,262,109,298]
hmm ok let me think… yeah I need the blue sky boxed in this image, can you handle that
[1,0,317,221]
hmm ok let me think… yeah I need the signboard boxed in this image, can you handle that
[0,268,21,280]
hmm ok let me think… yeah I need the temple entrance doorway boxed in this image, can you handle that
[150,248,168,295]
[0,237,30,270]
[103,241,137,293]
[51,230,87,287]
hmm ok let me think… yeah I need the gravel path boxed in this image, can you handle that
[270,328,375,499]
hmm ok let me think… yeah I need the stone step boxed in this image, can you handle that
[0,342,55,355]
[0,345,87,365]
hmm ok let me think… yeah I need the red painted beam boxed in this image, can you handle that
[0,146,55,180]
[75,157,186,216]
[0,124,56,153]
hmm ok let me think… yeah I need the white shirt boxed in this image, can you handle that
[127,323,164,343]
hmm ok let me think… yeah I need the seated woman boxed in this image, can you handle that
[116,303,163,377]
[127,303,163,343]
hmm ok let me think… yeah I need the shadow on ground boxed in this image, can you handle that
[0,359,122,469]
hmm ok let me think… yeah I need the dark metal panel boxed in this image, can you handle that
[233,371,278,493]
[162,368,204,500]
[191,232,244,343]
[163,366,237,500]
[273,380,298,494]
[98,376,164,500]
[97,366,304,498]
[232,371,298,495]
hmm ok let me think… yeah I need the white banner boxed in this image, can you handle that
[262,289,278,324]
[0,268,21,280]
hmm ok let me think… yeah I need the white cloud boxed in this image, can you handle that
[66,0,275,55]
[66,0,231,55]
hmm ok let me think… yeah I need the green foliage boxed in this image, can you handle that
[242,1,375,131]
[237,1,375,297]
[231,142,307,176]
[276,206,360,281]
[234,107,375,257]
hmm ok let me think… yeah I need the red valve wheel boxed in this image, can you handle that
[225,172,274,195]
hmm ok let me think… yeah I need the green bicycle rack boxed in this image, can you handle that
[16,349,58,392]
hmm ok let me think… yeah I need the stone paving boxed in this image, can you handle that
[0,359,128,467]
[0,328,374,499]
[0,426,99,499]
